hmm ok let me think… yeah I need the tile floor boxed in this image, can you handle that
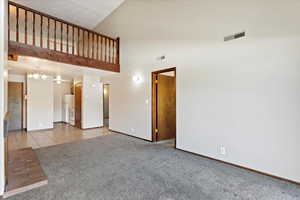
[7,123,113,151]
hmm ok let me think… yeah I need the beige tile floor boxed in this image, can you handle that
[8,123,113,152]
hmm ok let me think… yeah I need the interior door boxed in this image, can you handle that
[157,74,176,141]
[75,83,82,129]
[8,82,23,131]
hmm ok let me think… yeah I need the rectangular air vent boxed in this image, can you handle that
[224,31,246,42]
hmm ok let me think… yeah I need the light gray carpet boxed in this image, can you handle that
[7,134,300,200]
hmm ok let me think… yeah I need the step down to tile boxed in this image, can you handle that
[3,148,48,199]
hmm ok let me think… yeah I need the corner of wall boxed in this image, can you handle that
[0,0,8,195]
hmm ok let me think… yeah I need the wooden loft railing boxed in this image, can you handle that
[8,1,120,72]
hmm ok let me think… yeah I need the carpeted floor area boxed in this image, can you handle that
[7,133,300,200]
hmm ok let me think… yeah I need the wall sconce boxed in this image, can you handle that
[132,75,142,83]
[3,70,8,77]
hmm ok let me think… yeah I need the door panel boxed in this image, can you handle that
[157,74,176,141]
[8,82,23,131]
[75,84,82,129]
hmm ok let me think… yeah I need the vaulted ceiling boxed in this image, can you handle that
[10,0,124,29]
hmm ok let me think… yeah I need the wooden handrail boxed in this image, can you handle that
[8,1,120,70]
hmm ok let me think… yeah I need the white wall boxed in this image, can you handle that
[97,0,300,183]
[0,0,8,195]
[82,75,103,129]
[102,73,150,139]
[27,77,54,131]
[8,74,26,83]
[53,82,72,122]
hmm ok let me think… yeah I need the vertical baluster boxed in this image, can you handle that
[94,34,97,59]
[54,20,56,51]
[61,22,63,51]
[40,15,43,48]
[25,10,27,44]
[67,25,69,53]
[47,18,49,49]
[111,40,113,63]
[16,7,19,42]
[108,38,110,63]
[92,34,94,59]
[77,29,80,56]
[72,26,74,55]
[101,37,103,61]
[116,37,120,65]
[33,13,35,46]
[107,39,110,63]
[82,30,85,57]
[105,38,107,62]
[103,37,105,62]
[112,40,115,64]
[88,32,90,58]
[115,40,117,64]
[96,35,99,60]
[8,5,10,41]
[109,39,112,63]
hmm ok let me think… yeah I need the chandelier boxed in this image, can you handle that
[27,73,48,80]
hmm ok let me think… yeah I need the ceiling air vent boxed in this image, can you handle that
[224,31,246,42]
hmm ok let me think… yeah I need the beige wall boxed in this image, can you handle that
[97,0,300,182]
[27,76,54,131]
[0,0,8,195]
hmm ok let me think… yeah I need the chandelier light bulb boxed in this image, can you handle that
[33,73,40,79]
[41,74,48,80]
[56,75,62,80]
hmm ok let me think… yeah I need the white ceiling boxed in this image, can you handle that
[11,0,124,29]
[8,56,116,81]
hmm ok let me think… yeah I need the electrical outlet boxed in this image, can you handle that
[130,128,135,133]
[220,146,226,155]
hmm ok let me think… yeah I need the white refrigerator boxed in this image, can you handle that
[63,94,75,125]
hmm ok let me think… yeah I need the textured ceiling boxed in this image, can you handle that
[11,0,124,29]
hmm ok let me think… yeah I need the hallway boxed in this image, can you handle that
[7,123,112,151]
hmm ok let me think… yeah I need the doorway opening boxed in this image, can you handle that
[152,67,176,146]
[8,82,24,132]
[103,84,110,128]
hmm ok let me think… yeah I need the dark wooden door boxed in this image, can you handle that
[157,74,176,141]
[75,83,82,129]
[103,84,109,119]
[8,82,23,131]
